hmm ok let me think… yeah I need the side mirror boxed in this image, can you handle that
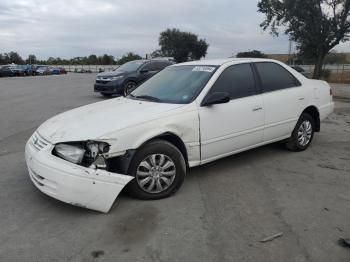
[140,69,149,73]
[201,92,230,107]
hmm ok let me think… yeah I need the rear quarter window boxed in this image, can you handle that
[142,62,158,71]
[255,62,301,93]
[153,62,170,71]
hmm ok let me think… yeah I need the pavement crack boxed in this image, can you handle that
[318,164,349,172]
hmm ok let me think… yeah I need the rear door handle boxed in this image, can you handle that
[252,107,263,112]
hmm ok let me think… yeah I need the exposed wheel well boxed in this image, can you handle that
[302,106,320,132]
[150,133,188,167]
[109,133,188,175]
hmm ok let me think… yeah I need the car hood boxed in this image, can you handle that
[38,97,185,144]
[97,70,125,78]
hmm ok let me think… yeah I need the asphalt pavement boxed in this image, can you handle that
[0,74,349,262]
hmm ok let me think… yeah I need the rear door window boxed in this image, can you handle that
[209,63,257,100]
[142,62,158,71]
[156,62,170,71]
[255,62,301,92]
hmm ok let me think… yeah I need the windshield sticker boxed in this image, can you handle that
[192,66,215,73]
[182,95,189,100]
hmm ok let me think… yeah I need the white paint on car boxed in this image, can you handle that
[25,58,334,212]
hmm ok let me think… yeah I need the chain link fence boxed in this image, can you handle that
[294,64,350,83]
[57,65,118,73]
[56,63,350,83]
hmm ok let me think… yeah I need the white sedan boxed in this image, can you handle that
[25,58,334,212]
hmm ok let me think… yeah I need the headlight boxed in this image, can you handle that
[86,141,109,158]
[54,141,110,168]
[110,75,123,81]
[85,141,109,169]
[54,144,85,164]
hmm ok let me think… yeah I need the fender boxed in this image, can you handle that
[122,77,139,85]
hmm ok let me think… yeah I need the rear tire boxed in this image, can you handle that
[286,113,315,151]
[126,140,186,200]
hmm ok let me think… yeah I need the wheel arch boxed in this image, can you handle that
[302,105,320,132]
[109,131,190,175]
[144,132,189,166]
[123,77,139,85]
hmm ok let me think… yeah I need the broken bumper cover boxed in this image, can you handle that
[25,139,133,213]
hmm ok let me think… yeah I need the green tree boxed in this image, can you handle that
[47,57,61,65]
[5,52,24,64]
[117,52,142,65]
[26,54,37,64]
[158,28,209,63]
[71,57,84,65]
[99,54,115,65]
[0,53,9,64]
[236,50,268,58]
[150,49,164,58]
[191,39,209,60]
[87,54,98,64]
[258,0,350,79]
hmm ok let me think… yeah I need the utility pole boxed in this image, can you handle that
[288,39,292,65]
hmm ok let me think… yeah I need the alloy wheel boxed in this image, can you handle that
[136,154,176,194]
[297,120,313,147]
[124,82,136,96]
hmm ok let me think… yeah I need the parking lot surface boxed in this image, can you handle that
[0,74,350,262]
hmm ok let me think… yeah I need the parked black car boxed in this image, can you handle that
[94,59,173,97]
[0,66,15,77]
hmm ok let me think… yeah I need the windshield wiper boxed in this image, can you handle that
[134,95,160,102]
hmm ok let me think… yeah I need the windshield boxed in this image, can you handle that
[130,65,218,104]
[116,60,145,72]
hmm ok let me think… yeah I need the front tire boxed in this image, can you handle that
[286,113,315,151]
[126,140,186,200]
[123,81,137,96]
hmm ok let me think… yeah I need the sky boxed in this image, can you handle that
[0,0,349,60]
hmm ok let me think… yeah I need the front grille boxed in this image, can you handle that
[94,85,110,91]
[96,80,110,84]
[95,85,104,90]
[30,132,50,151]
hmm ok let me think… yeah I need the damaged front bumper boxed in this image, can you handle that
[25,136,134,213]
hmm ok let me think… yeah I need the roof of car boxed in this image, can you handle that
[132,59,172,64]
[173,58,277,66]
